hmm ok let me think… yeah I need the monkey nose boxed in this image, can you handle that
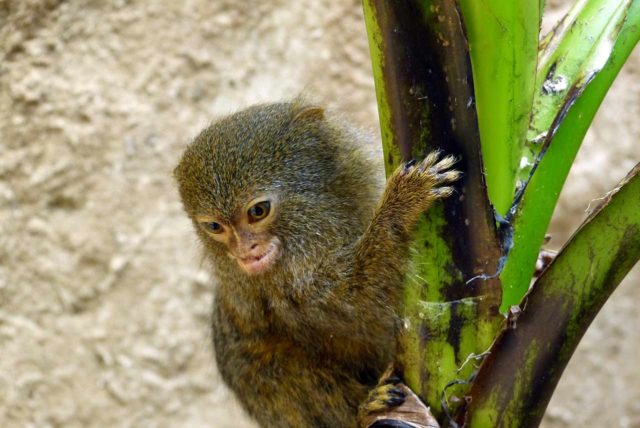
[239,242,261,259]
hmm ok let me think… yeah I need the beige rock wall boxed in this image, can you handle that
[0,1,637,427]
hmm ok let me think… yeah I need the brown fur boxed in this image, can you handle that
[174,100,458,428]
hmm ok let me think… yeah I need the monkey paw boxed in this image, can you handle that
[401,151,461,199]
[358,366,441,428]
[386,151,461,220]
[358,378,407,419]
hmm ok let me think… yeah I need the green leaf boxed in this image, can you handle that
[464,163,640,427]
[457,0,541,217]
[522,0,632,182]
[499,0,640,311]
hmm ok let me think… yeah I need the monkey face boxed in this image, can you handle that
[195,194,282,275]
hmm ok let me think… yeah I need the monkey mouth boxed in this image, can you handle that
[237,242,279,275]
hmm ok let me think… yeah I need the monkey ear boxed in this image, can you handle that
[292,105,325,123]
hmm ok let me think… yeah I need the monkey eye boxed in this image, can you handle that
[202,221,224,234]
[247,201,271,223]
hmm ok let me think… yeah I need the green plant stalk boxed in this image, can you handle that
[464,163,640,427]
[499,0,640,311]
[363,0,503,419]
[457,0,540,217]
[361,0,398,174]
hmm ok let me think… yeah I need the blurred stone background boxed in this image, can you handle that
[0,0,638,427]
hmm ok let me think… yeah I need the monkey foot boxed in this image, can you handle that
[358,366,440,428]
[360,382,407,415]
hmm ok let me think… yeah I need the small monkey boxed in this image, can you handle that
[174,100,459,428]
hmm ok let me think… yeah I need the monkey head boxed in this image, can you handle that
[173,101,379,279]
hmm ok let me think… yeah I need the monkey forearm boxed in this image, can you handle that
[352,186,427,281]
[301,154,460,348]
[351,152,459,286]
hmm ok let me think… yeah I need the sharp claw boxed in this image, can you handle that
[436,170,462,183]
[382,376,403,385]
[422,151,440,168]
[432,186,454,198]
[434,155,456,171]
[388,387,405,397]
[385,397,405,407]
[402,159,417,175]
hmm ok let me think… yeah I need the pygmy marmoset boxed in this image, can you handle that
[174,100,459,427]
